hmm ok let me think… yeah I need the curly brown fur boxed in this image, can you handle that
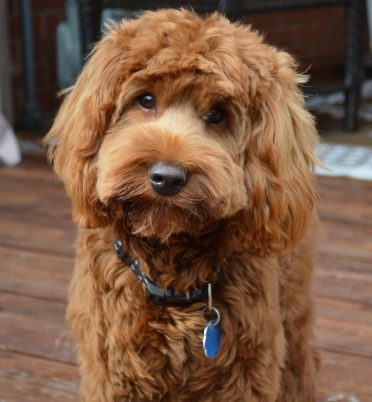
[45,9,319,402]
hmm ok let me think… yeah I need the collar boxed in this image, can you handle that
[114,239,219,307]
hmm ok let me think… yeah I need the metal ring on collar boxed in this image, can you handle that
[203,307,221,326]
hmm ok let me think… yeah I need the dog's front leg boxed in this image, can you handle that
[215,256,286,402]
[277,234,319,402]
[67,235,114,402]
[68,283,112,401]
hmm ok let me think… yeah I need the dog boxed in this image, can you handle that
[45,9,319,402]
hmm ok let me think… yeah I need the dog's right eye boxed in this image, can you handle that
[138,94,156,109]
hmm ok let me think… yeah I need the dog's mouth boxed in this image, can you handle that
[115,189,227,240]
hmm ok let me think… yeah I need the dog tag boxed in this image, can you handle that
[203,319,221,359]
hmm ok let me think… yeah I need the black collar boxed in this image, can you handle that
[114,239,218,307]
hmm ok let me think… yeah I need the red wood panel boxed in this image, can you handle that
[0,351,79,402]
[0,245,72,301]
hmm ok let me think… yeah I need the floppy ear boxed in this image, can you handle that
[240,50,318,257]
[43,23,135,228]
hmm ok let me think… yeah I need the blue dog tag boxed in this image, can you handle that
[203,320,221,359]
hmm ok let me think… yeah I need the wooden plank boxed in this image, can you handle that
[314,203,372,306]
[317,176,372,197]
[315,297,372,359]
[318,350,372,401]
[1,349,372,402]
[0,174,70,219]
[0,293,75,364]
[1,282,371,399]
[317,176,372,193]
[314,262,372,307]
[0,350,79,402]
[316,177,372,268]
[1,286,372,368]
[317,251,372,275]
[0,351,371,402]
[0,210,75,256]
[1,350,371,402]
[318,200,372,226]
[0,245,72,301]
[0,154,371,401]
[316,218,372,260]
[0,154,54,181]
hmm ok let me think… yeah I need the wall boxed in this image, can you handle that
[8,2,348,124]
[1,1,13,122]
[245,5,346,82]
[8,0,65,123]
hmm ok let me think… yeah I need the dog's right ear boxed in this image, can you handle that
[43,22,137,228]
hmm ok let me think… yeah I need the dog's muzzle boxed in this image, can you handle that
[149,162,187,195]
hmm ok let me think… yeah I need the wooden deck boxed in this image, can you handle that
[1,153,372,402]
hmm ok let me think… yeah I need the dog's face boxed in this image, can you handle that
[45,9,317,255]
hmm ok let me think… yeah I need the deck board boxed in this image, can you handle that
[0,293,75,364]
[0,245,72,301]
[1,155,372,401]
[318,351,372,401]
[0,174,70,219]
[315,297,372,358]
[0,210,75,256]
[314,263,372,307]
[0,351,79,402]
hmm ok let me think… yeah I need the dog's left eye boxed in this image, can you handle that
[205,107,225,125]
[138,94,156,109]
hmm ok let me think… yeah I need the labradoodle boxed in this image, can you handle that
[45,9,319,402]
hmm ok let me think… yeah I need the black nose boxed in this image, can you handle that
[149,163,187,195]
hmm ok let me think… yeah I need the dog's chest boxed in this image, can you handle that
[76,236,282,400]
[103,297,237,401]
[101,262,278,401]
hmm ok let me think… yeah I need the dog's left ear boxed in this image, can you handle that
[43,25,135,228]
[241,50,318,256]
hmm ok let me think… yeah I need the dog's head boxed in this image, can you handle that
[45,9,317,256]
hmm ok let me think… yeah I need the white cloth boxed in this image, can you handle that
[0,112,21,166]
[315,143,372,181]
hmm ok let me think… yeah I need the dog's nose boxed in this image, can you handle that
[149,163,187,195]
